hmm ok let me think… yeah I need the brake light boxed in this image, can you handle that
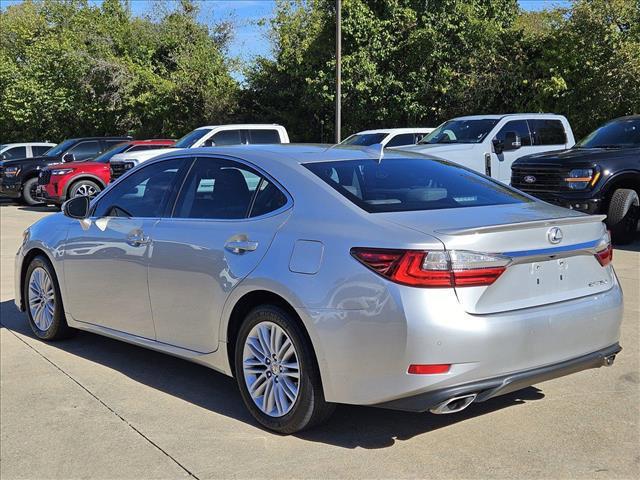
[595,244,613,267]
[351,248,509,288]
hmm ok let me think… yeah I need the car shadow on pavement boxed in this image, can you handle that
[0,300,544,449]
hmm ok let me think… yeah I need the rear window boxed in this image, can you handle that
[305,158,530,213]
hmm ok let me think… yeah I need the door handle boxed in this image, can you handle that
[225,240,258,254]
[126,230,151,247]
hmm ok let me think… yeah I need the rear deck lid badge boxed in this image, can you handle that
[523,175,536,183]
[547,227,563,244]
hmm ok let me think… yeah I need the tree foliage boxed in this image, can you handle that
[0,0,238,142]
[243,0,640,141]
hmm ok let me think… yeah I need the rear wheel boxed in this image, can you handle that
[21,177,42,206]
[235,305,334,433]
[68,179,101,199]
[607,188,639,245]
[24,256,73,340]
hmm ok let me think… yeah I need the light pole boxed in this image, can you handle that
[335,0,341,144]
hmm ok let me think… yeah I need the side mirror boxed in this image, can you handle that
[62,196,90,219]
[62,153,75,163]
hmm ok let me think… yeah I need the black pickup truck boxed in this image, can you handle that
[0,136,130,205]
[512,116,640,244]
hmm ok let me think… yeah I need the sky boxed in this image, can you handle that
[1,0,573,73]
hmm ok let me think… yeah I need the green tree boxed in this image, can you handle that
[0,0,238,142]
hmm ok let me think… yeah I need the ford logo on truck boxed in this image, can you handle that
[524,175,536,183]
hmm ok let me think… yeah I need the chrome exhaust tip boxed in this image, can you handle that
[429,393,478,415]
[603,354,616,367]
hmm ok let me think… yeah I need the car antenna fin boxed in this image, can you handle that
[364,143,384,164]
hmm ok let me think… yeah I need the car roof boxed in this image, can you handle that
[349,128,434,135]
[65,136,132,142]
[128,139,175,145]
[166,143,433,166]
[451,113,566,121]
[194,124,285,130]
[1,142,56,147]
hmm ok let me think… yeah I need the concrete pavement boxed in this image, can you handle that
[1,202,638,479]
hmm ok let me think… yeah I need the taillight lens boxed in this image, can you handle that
[595,244,613,267]
[351,248,509,288]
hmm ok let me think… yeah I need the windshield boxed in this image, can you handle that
[174,128,212,148]
[575,118,640,149]
[341,133,388,146]
[419,119,499,145]
[92,142,129,163]
[305,157,529,213]
[44,139,77,157]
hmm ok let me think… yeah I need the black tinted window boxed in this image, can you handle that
[494,120,532,146]
[94,158,186,218]
[341,133,387,146]
[250,180,288,217]
[2,146,27,160]
[529,120,566,145]
[32,146,52,156]
[575,118,640,148]
[68,141,101,160]
[386,134,416,147]
[305,158,529,213]
[249,129,281,144]
[211,130,242,146]
[174,158,261,219]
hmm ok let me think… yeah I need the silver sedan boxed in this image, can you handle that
[14,144,623,433]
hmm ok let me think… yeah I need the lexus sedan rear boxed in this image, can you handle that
[15,144,623,433]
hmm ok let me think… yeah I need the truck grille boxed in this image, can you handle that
[110,162,135,180]
[511,164,571,197]
[38,170,52,185]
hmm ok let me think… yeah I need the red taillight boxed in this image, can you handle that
[595,244,613,267]
[408,364,451,375]
[351,248,509,288]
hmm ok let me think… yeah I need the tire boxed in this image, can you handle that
[23,255,73,340]
[21,177,42,206]
[607,188,639,245]
[235,305,335,433]
[68,179,101,199]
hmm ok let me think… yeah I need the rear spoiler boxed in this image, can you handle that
[435,215,607,236]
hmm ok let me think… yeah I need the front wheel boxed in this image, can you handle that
[235,305,335,433]
[21,177,42,206]
[607,188,639,245]
[68,179,101,199]
[24,256,73,340]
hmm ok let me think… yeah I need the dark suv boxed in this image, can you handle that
[512,116,640,243]
[0,136,131,205]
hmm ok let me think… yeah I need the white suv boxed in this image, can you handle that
[398,114,575,184]
[341,128,434,148]
[110,124,289,179]
[0,142,56,160]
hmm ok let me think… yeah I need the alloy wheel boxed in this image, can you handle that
[28,267,56,331]
[74,183,98,198]
[242,321,300,417]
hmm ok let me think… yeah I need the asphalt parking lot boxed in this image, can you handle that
[1,201,638,479]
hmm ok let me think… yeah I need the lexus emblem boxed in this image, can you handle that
[547,227,563,244]
[523,175,536,184]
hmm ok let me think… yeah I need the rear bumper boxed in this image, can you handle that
[375,343,622,412]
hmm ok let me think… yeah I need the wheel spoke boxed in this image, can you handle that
[28,267,56,331]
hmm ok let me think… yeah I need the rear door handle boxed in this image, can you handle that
[126,230,151,247]
[225,240,258,254]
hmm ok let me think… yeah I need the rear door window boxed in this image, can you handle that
[32,146,52,156]
[248,129,281,144]
[305,158,529,213]
[529,120,566,145]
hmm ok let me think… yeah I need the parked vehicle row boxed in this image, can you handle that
[16,144,623,434]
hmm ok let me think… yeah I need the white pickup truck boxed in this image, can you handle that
[110,124,289,179]
[398,114,575,184]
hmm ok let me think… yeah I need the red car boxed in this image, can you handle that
[37,139,174,205]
